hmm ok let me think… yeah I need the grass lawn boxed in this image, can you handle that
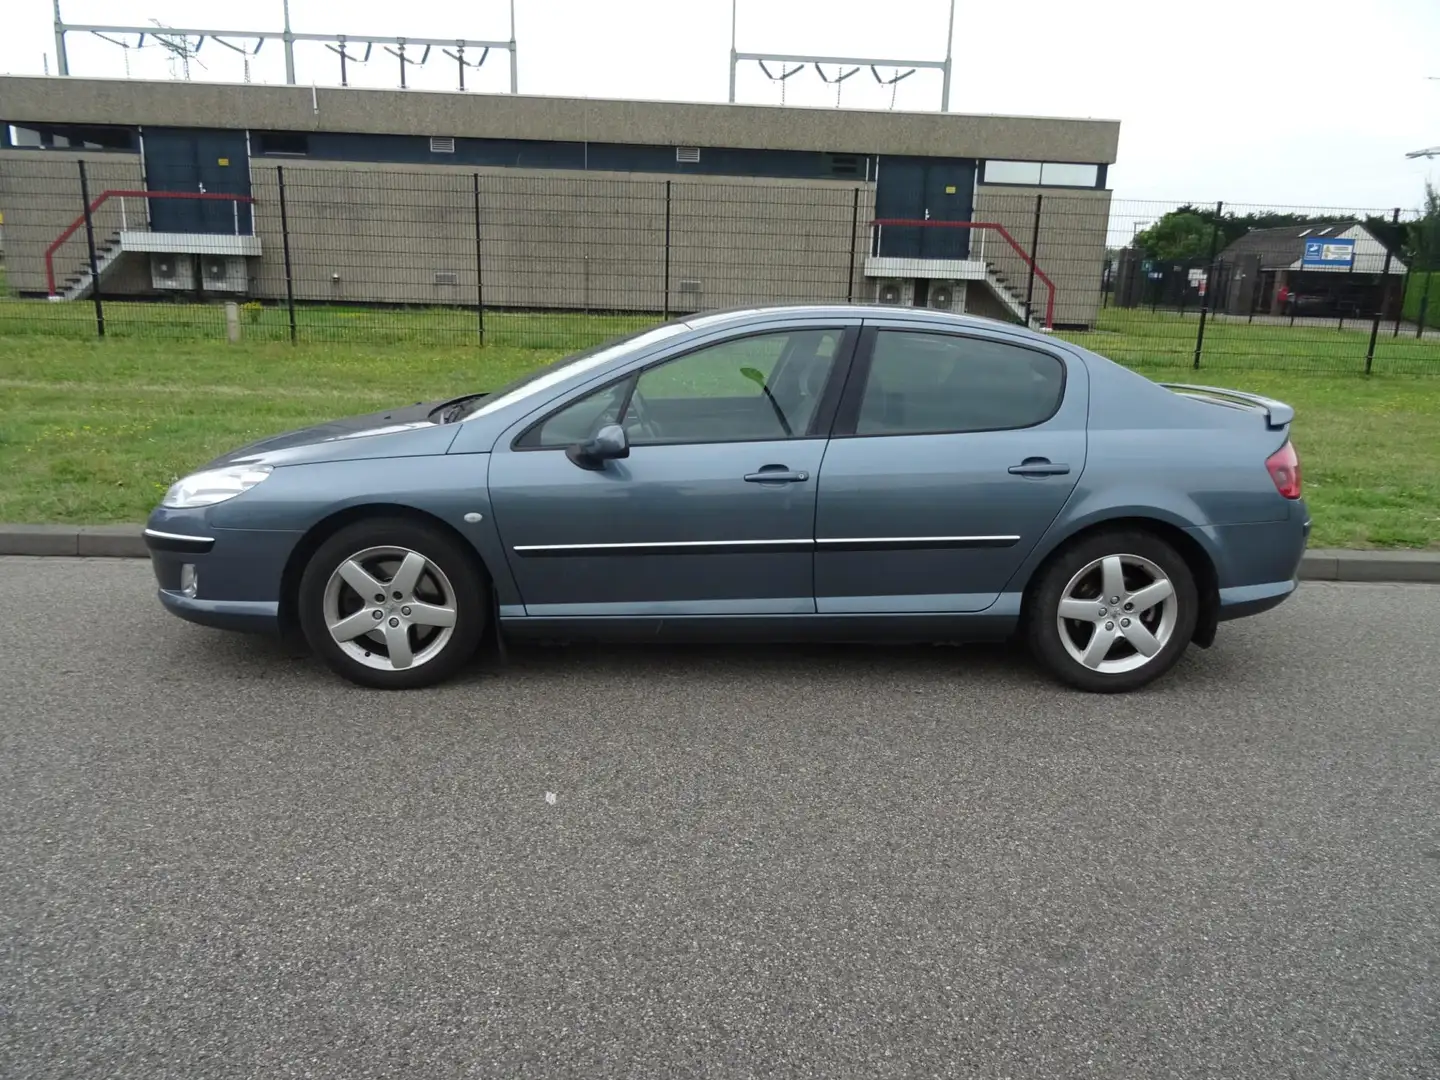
[1,307,1438,548]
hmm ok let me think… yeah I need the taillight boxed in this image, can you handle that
[1266,441,1302,499]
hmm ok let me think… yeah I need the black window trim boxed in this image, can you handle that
[831,325,1068,439]
[510,324,861,452]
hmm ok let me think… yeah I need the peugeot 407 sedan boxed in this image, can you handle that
[145,305,1308,693]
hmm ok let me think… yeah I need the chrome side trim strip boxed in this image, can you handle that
[144,528,218,543]
[816,535,1019,545]
[513,535,1020,556]
[514,538,812,553]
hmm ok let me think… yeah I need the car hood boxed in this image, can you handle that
[204,397,473,468]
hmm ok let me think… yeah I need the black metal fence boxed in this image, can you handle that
[1,156,1435,376]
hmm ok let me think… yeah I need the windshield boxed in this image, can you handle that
[459,322,691,421]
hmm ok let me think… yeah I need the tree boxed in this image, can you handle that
[1408,180,1440,271]
[1131,212,1215,262]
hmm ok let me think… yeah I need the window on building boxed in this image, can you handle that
[3,123,136,151]
[855,332,1064,436]
[1038,162,1100,187]
[981,160,1101,188]
[252,131,310,156]
[981,160,1043,185]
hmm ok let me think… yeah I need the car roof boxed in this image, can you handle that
[680,303,1059,347]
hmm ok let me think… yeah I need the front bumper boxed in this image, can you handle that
[145,513,299,636]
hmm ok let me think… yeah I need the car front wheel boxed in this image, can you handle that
[1027,530,1198,693]
[298,517,487,689]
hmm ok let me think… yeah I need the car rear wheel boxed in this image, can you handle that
[1027,530,1198,693]
[298,518,487,689]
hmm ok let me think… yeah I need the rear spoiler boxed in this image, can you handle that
[1158,383,1295,430]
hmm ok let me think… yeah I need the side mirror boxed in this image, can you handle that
[566,423,630,471]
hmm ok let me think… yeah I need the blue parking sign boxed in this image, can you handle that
[1301,237,1355,268]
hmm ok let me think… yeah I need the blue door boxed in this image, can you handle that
[874,156,975,259]
[487,324,858,617]
[143,128,252,234]
[813,322,1087,613]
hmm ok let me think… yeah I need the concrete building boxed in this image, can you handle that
[0,75,1119,328]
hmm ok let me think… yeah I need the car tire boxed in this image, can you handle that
[1026,529,1198,694]
[298,517,487,689]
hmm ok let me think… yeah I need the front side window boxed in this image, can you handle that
[855,331,1064,436]
[518,328,843,448]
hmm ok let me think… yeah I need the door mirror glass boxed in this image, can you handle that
[566,423,630,471]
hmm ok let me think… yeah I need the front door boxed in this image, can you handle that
[814,323,1087,613]
[874,156,976,260]
[488,324,858,617]
[142,127,252,234]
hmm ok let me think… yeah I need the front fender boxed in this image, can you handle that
[205,452,521,607]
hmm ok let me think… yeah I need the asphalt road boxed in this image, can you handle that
[1,557,1437,1079]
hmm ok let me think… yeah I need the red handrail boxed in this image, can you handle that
[45,189,255,297]
[869,218,1056,329]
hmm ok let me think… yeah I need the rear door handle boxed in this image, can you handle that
[1008,458,1071,477]
[744,466,809,484]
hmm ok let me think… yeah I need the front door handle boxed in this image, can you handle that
[744,466,809,484]
[1008,458,1071,477]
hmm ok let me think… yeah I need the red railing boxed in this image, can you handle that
[869,218,1057,329]
[45,189,255,297]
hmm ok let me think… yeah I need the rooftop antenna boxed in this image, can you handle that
[48,0,518,92]
[757,59,803,105]
[442,43,492,92]
[728,0,955,111]
[211,34,265,84]
[871,66,915,110]
[325,36,373,88]
[383,39,432,89]
[149,19,206,81]
[815,63,860,108]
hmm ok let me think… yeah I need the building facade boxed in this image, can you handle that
[0,76,1120,328]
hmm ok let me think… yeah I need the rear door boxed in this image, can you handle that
[813,322,1087,613]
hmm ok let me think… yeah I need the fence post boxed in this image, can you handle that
[846,187,860,303]
[1394,266,1410,337]
[662,180,672,320]
[1191,201,1223,369]
[1418,267,1433,339]
[276,165,298,344]
[1365,207,1400,374]
[76,159,105,338]
[1023,194,1042,325]
[472,173,485,344]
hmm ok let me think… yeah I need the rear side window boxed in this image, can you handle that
[855,331,1064,436]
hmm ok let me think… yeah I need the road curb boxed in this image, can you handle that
[2,525,1439,585]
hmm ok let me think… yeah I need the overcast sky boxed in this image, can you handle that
[6,0,1439,210]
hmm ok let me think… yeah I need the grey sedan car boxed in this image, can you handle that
[145,305,1308,693]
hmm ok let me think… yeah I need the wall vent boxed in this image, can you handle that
[675,146,701,163]
[678,279,702,292]
[434,271,460,286]
[430,136,456,154]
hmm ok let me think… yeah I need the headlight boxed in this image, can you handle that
[162,465,273,508]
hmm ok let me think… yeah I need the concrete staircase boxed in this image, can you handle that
[49,232,124,302]
[984,260,1041,327]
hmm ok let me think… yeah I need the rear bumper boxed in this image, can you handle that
[1188,506,1309,623]
[1216,578,1296,622]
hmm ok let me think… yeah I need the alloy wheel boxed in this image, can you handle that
[1055,553,1178,675]
[321,545,458,671]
